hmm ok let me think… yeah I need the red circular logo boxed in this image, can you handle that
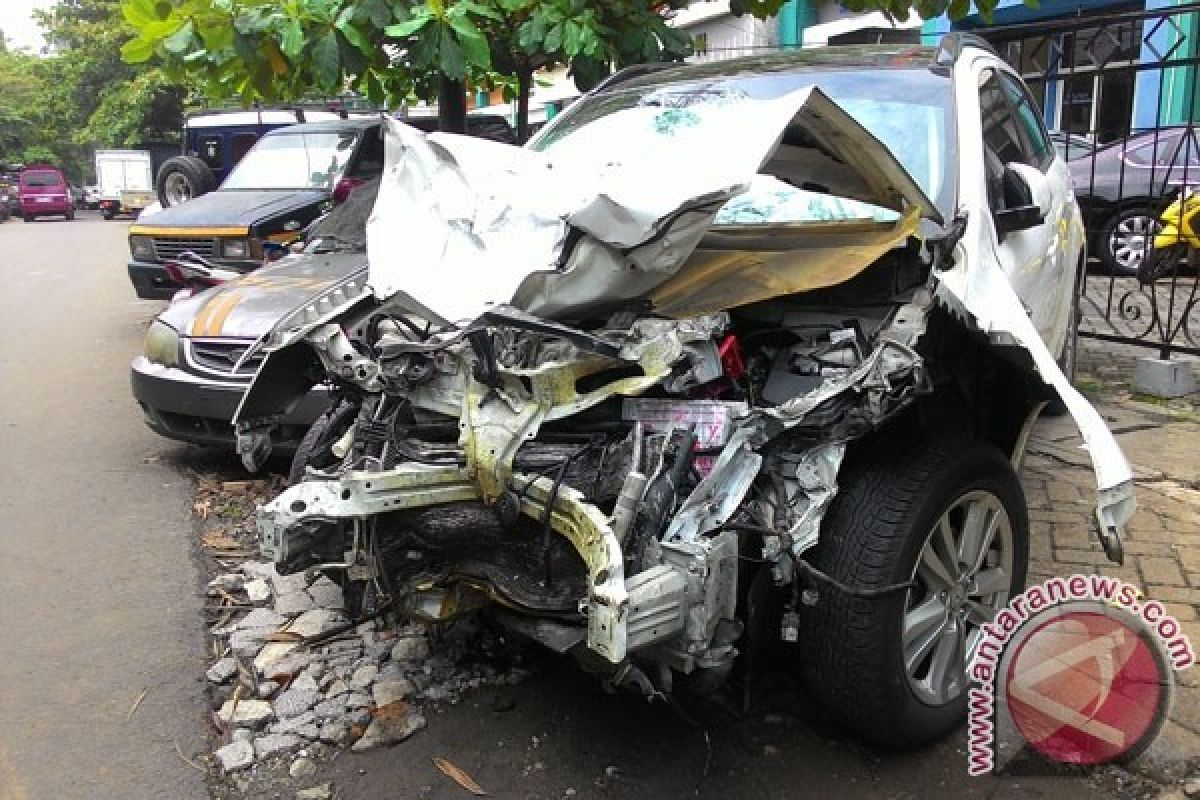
[1004,608,1170,765]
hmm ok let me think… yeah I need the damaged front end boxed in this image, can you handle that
[248,300,927,690]
[235,74,1134,702]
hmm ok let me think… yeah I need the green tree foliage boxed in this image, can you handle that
[121,0,696,141]
[0,0,187,181]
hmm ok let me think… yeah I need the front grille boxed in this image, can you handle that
[153,237,217,259]
[188,339,264,377]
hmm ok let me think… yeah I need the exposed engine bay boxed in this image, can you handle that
[248,287,929,689]
[232,86,1135,700]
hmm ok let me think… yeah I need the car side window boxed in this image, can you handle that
[999,72,1053,169]
[231,133,258,165]
[348,128,385,180]
[1125,134,1181,167]
[979,70,1028,212]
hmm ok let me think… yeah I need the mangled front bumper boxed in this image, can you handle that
[260,464,736,665]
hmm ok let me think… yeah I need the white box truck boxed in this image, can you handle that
[95,149,154,219]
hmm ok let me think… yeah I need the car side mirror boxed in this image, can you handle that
[994,162,1051,240]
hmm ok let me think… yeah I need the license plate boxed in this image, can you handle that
[36,197,52,203]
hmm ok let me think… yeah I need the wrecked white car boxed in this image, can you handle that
[233,37,1134,747]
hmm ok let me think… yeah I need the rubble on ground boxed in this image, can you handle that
[203,557,532,774]
[193,475,533,796]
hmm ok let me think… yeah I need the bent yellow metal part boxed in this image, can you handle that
[648,209,920,317]
[260,464,629,661]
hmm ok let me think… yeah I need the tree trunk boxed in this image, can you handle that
[437,74,467,133]
[516,62,533,145]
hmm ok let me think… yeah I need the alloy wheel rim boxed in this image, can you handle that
[1110,215,1158,270]
[902,489,1014,706]
[165,173,193,205]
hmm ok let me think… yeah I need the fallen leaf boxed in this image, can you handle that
[371,700,410,720]
[221,479,265,493]
[201,533,242,550]
[349,723,366,741]
[264,631,305,643]
[126,686,149,720]
[433,757,486,796]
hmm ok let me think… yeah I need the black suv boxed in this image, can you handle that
[126,114,516,299]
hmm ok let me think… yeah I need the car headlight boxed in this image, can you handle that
[143,320,180,367]
[221,238,250,259]
[130,235,155,259]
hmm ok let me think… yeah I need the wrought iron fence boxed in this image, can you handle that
[981,4,1200,358]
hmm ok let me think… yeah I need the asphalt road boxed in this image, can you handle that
[0,212,208,800]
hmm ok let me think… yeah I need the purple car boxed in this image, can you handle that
[18,165,75,222]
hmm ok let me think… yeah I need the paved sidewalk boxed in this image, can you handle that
[1020,337,1199,773]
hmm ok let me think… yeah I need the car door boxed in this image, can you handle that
[976,65,1077,352]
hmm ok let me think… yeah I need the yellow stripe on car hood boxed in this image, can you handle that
[191,291,243,337]
[130,225,250,236]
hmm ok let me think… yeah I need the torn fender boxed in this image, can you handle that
[934,249,1134,562]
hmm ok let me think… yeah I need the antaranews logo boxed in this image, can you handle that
[966,574,1195,775]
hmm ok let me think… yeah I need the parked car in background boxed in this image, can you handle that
[155,107,352,209]
[17,165,74,221]
[1049,131,1095,162]
[128,113,516,299]
[0,170,18,217]
[128,117,385,299]
[83,185,103,209]
[96,149,155,219]
[131,177,375,451]
[1069,126,1200,274]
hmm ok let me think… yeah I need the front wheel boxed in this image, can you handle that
[800,435,1029,747]
[288,402,358,485]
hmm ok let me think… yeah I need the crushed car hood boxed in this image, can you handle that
[367,86,939,323]
[159,252,367,340]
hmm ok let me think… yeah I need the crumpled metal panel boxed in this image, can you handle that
[934,241,1135,555]
[365,85,938,323]
[648,208,920,318]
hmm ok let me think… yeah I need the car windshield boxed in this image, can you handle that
[21,171,63,187]
[222,131,359,190]
[530,67,956,220]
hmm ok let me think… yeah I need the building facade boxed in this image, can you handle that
[922,0,1200,142]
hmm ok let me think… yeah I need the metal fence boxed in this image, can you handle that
[981,4,1200,358]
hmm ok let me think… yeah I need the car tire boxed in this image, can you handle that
[22,214,32,222]
[156,156,215,208]
[65,208,74,221]
[1100,208,1160,275]
[800,434,1029,748]
[102,209,115,220]
[288,402,358,485]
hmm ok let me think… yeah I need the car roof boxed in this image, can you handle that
[263,116,384,135]
[603,45,941,95]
